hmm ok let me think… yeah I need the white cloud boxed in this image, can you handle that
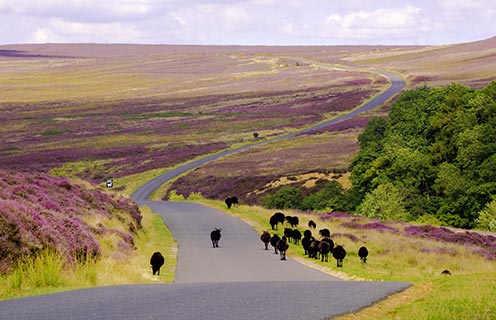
[32,28,60,43]
[29,18,143,43]
[321,6,427,43]
[1,0,496,45]
[171,4,252,31]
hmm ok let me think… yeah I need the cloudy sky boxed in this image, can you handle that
[0,0,495,46]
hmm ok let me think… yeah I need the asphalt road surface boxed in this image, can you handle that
[0,68,409,320]
[1,200,410,320]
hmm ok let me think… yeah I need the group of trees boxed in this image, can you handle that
[349,82,496,228]
[263,82,496,229]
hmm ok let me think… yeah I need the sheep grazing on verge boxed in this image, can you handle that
[285,216,299,228]
[260,231,271,250]
[308,220,316,229]
[358,246,369,264]
[270,234,281,254]
[318,241,331,262]
[269,212,285,230]
[303,229,312,238]
[150,252,165,276]
[319,228,331,238]
[284,227,293,243]
[309,239,320,260]
[225,197,233,209]
[230,196,239,207]
[291,229,302,245]
[210,228,222,248]
[321,237,334,253]
[333,245,347,268]
[301,236,314,256]
[225,197,238,209]
[276,236,290,261]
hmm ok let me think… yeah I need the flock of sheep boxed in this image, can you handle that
[265,211,369,267]
[149,202,370,275]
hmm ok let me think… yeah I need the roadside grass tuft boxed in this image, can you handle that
[0,205,176,300]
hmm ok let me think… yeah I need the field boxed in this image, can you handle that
[1,39,496,316]
[4,40,495,201]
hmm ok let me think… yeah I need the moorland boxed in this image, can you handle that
[1,37,496,318]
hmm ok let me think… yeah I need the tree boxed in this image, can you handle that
[476,198,496,232]
[357,183,410,221]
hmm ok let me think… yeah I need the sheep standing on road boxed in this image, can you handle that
[150,252,165,276]
[270,234,281,254]
[333,245,347,268]
[260,231,271,250]
[210,228,222,248]
[276,236,290,261]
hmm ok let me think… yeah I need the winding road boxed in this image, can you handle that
[0,68,409,320]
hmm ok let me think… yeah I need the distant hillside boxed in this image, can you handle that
[350,36,496,88]
[0,170,142,274]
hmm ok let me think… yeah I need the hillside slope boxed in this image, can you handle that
[0,170,142,274]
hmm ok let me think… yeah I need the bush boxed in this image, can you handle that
[263,186,303,209]
[476,199,496,232]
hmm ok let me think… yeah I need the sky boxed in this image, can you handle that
[0,0,495,46]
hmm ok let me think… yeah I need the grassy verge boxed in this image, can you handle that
[0,206,176,300]
[195,198,496,320]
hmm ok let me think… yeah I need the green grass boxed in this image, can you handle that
[0,205,176,300]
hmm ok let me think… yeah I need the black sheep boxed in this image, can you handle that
[358,246,369,264]
[260,231,271,250]
[230,196,239,207]
[225,198,233,209]
[318,241,331,262]
[285,216,299,228]
[291,229,302,245]
[270,234,281,254]
[308,220,316,229]
[309,239,320,259]
[319,228,331,238]
[301,236,314,256]
[210,228,222,248]
[303,229,312,238]
[269,212,285,230]
[284,227,293,243]
[333,245,346,268]
[321,237,335,253]
[276,236,289,261]
[150,252,165,276]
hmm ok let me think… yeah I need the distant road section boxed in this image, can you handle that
[132,70,404,202]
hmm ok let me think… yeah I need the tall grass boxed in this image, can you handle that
[198,199,496,320]
[0,206,176,300]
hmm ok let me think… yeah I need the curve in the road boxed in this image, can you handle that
[131,70,404,202]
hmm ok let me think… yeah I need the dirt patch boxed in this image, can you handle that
[253,172,351,194]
